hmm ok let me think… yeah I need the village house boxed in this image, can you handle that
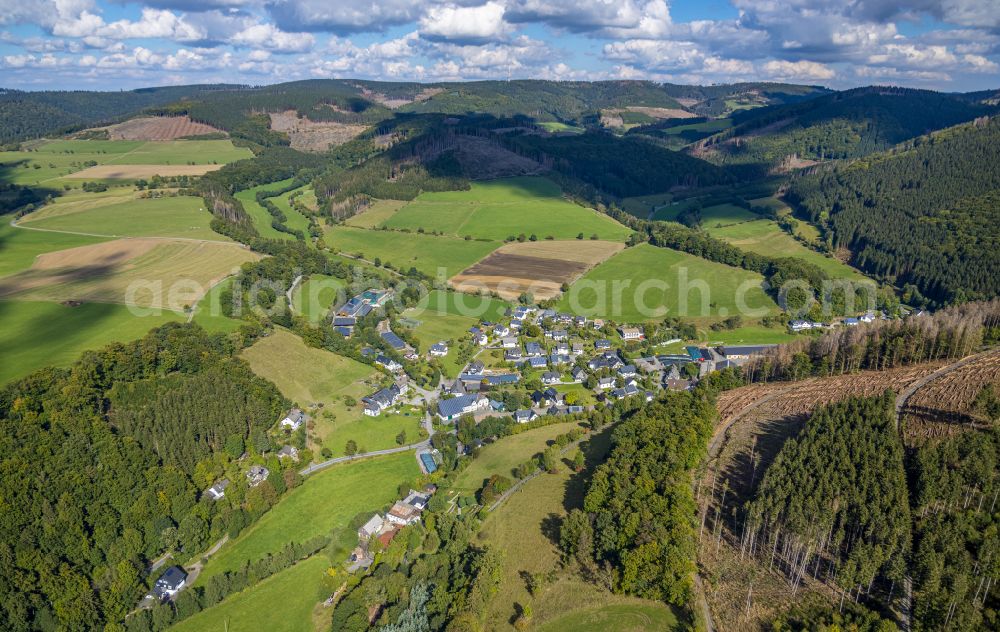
[375,354,402,372]
[527,356,548,369]
[571,367,587,382]
[618,326,644,341]
[359,514,386,542]
[571,342,584,355]
[148,566,187,602]
[387,489,432,526]
[280,408,304,431]
[466,359,485,375]
[277,445,299,461]
[525,341,543,357]
[493,324,510,337]
[618,364,637,378]
[362,383,402,416]
[552,329,568,341]
[504,347,523,361]
[594,339,612,350]
[501,336,518,349]
[429,341,449,356]
[549,353,571,366]
[381,330,407,351]
[542,371,561,385]
[204,479,229,501]
[510,319,522,330]
[246,465,269,487]
[514,409,538,423]
[596,376,616,390]
[437,394,489,421]
[555,342,570,355]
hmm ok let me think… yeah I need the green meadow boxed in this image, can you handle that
[170,554,329,632]
[235,179,297,241]
[190,277,244,334]
[19,194,227,241]
[198,451,418,579]
[703,217,868,280]
[383,177,632,241]
[537,121,585,134]
[0,139,250,184]
[558,243,779,323]
[291,274,344,323]
[0,221,107,277]
[325,409,427,456]
[0,300,181,384]
[271,187,313,237]
[451,421,581,494]
[324,226,498,278]
[344,199,406,228]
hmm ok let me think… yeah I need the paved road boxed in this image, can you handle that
[299,439,432,476]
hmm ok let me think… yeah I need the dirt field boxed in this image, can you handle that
[268,111,367,151]
[0,238,257,311]
[901,350,1000,445]
[99,116,224,140]
[449,240,623,300]
[66,164,224,179]
[601,106,697,128]
[356,85,444,108]
[699,362,950,630]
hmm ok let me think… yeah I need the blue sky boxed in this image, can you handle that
[1,0,997,91]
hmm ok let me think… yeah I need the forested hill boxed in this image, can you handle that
[785,115,1000,306]
[0,85,234,144]
[659,81,829,116]
[695,86,994,170]
[0,324,288,629]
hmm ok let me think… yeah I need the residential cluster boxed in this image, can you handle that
[350,486,436,570]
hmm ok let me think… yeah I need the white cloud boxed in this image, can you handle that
[267,0,419,34]
[231,23,314,52]
[54,8,205,41]
[419,2,509,43]
[762,59,836,81]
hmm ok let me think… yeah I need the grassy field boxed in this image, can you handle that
[451,421,582,494]
[699,203,759,226]
[324,409,426,456]
[0,221,108,277]
[198,452,418,579]
[557,243,779,323]
[0,299,181,384]
[383,177,632,242]
[537,121,585,134]
[411,288,509,321]
[660,118,732,135]
[534,603,681,632]
[401,310,477,377]
[290,274,344,323]
[19,193,228,241]
[240,328,402,448]
[189,277,244,334]
[241,328,377,411]
[0,238,256,311]
[620,193,673,218]
[271,187,313,238]
[475,425,682,631]
[651,197,703,221]
[0,139,250,184]
[171,554,330,632]
[324,226,498,278]
[344,199,406,228]
[750,196,822,242]
[235,179,296,241]
[703,218,868,280]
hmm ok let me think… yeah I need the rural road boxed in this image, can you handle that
[10,217,252,247]
[299,439,432,476]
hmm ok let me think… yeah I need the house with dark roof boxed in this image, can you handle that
[618,364,637,378]
[567,405,585,414]
[596,376,616,390]
[277,445,299,460]
[571,367,587,382]
[505,347,523,361]
[362,383,402,416]
[429,342,449,356]
[552,329,568,341]
[148,566,187,601]
[381,331,407,350]
[466,360,485,375]
[280,408,304,431]
[549,353,571,366]
[246,465,269,487]
[500,337,518,348]
[332,316,356,328]
[594,339,612,350]
[437,394,489,421]
[525,341,543,357]
[542,371,561,385]
[387,489,433,526]
[514,409,537,423]
[527,356,547,369]
[375,354,402,372]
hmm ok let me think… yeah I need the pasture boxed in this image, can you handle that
[100,116,223,141]
[291,274,344,323]
[699,203,760,226]
[324,409,427,456]
[0,221,107,277]
[449,239,624,301]
[0,299,181,384]
[557,243,779,323]
[703,217,868,280]
[400,307,479,377]
[382,177,632,242]
[474,424,682,631]
[409,289,508,322]
[18,193,228,241]
[65,164,222,179]
[198,451,418,579]
[235,179,297,241]
[620,192,673,218]
[271,187,313,237]
[451,421,582,494]
[189,277,244,334]
[170,554,329,632]
[324,226,498,278]
[344,199,406,228]
[240,329,391,448]
[750,196,822,243]
[0,238,257,311]
[537,121,585,134]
